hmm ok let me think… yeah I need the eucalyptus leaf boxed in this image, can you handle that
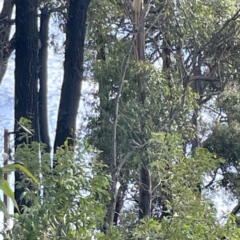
[0,180,19,213]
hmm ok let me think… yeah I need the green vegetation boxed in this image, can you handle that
[1,0,240,239]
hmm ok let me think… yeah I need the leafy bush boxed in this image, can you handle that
[3,142,109,240]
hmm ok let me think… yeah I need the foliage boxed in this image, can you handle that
[89,39,197,165]
[2,142,109,240]
[1,0,240,238]
[203,90,240,200]
[96,133,240,239]
[0,162,37,218]
[84,0,240,235]
[123,133,240,239]
[3,136,240,239]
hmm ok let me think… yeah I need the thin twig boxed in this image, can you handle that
[204,170,218,189]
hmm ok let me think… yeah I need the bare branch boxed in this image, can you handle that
[204,170,218,189]
[117,150,135,174]
[189,76,218,82]
[200,91,221,97]
[8,33,15,53]
[49,5,67,15]
[232,201,240,215]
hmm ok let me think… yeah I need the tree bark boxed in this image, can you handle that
[139,166,151,218]
[38,5,51,153]
[0,0,15,85]
[14,0,39,213]
[54,0,91,155]
[113,181,128,225]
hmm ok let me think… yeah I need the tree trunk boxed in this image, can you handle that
[14,0,39,213]
[113,181,128,225]
[133,2,151,220]
[38,5,51,153]
[54,0,91,155]
[191,110,199,152]
[0,0,15,85]
[139,166,151,218]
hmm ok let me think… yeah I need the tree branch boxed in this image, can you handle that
[232,201,240,215]
[204,170,218,189]
[189,76,218,82]
[201,9,240,50]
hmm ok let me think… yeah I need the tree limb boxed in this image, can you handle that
[232,201,240,215]
[189,76,218,82]
[204,170,218,189]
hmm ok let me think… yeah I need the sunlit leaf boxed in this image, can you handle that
[0,180,19,213]
[4,164,38,184]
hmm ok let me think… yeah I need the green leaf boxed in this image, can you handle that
[0,180,19,213]
[3,164,39,184]
[64,139,68,147]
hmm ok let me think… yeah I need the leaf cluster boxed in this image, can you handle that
[4,142,110,240]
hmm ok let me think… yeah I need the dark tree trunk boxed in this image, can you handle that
[139,166,151,219]
[191,110,199,152]
[96,34,106,61]
[0,0,15,85]
[14,0,39,213]
[54,0,91,155]
[162,39,171,74]
[38,5,51,153]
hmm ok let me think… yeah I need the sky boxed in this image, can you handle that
[0,0,237,237]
